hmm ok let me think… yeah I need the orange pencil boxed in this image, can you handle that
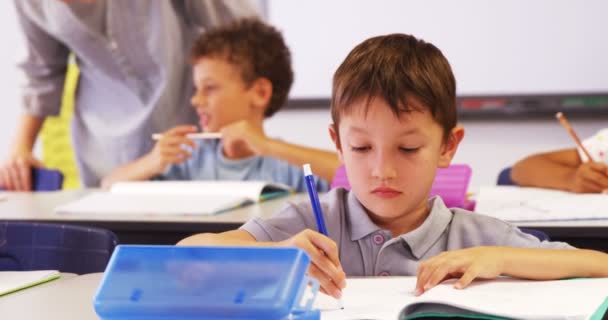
[555,112,593,162]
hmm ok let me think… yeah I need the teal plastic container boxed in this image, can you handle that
[93,245,320,320]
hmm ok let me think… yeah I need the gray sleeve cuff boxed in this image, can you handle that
[506,225,576,249]
[240,218,274,242]
[537,239,576,250]
[22,83,66,117]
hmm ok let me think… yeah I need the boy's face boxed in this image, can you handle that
[191,57,264,132]
[329,97,463,231]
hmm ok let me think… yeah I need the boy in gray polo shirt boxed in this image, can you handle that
[179,33,608,298]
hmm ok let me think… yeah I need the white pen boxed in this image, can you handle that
[151,132,222,141]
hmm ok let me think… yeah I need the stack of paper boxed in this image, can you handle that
[475,186,608,221]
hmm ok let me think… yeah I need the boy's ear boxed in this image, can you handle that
[328,124,344,163]
[249,77,273,111]
[438,125,465,168]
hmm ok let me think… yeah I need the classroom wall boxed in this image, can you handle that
[0,2,605,192]
[265,109,606,192]
[268,0,608,98]
[264,0,608,191]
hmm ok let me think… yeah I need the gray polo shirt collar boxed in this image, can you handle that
[347,191,383,241]
[347,193,454,259]
[400,196,453,259]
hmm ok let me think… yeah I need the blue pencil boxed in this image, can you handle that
[303,163,344,309]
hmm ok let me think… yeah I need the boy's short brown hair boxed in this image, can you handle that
[331,34,457,140]
[191,18,293,117]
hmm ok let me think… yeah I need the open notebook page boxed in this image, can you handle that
[475,186,608,221]
[54,193,249,215]
[54,180,292,216]
[110,180,291,199]
[317,277,608,320]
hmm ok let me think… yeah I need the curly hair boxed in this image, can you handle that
[191,18,293,118]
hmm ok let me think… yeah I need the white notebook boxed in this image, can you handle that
[316,277,608,320]
[54,181,292,216]
[475,186,608,222]
[0,270,60,296]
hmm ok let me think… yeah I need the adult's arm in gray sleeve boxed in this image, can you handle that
[184,0,262,30]
[14,1,70,117]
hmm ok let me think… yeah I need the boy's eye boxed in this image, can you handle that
[399,147,419,153]
[349,145,370,152]
[199,84,218,94]
[204,85,217,92]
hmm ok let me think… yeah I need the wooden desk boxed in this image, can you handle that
[0,273,100,320]
[0,190,309,244]
[0,191,606,251]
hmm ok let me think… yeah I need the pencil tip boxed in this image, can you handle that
[555,112,563,119]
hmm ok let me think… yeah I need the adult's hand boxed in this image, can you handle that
[0,152,44,191]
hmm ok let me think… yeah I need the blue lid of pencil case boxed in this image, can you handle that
[93,245,319,320]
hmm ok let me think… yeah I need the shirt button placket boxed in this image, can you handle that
[372,233,385,246]
[373,233,389,276]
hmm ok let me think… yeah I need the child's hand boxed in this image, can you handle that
[569,161,608,193]
[415,247,504,296]
[220,120,269,158]
[149,125,198,173]
[277,229,346,299]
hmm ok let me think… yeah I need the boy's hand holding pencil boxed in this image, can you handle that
[277,229,346,299]
[569,162,608,193]
[556,112,608,193]
[148,125,199,174]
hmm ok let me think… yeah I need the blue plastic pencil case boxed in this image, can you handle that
[93,245,320,320]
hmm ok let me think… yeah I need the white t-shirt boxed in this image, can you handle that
[579,128,608,164]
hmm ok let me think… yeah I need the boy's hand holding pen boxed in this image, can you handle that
[275,164,347,306]
[272,163,348,301]
[277,229,346,300]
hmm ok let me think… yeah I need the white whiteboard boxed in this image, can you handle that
[268,0,608,99]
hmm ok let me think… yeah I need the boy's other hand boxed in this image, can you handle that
[221,120,269,158]
[569,161,608,193]
[0,152,44,191]
[277,229,346,299]
[149,125,198,174]
[415,247,503,296]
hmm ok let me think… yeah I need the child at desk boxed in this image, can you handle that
[179,34,608,298]
[511,128,608,193]
[101,18,338,192]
